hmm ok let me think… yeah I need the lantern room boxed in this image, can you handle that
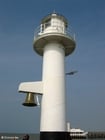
[39,13,68,34]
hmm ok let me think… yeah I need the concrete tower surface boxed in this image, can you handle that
[18,13,76,140]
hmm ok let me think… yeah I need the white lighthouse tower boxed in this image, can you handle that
[18,13,76,140]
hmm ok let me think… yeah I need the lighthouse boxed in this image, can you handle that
[18,13,76,140]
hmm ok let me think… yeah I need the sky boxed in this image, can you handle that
[0,0,105,133]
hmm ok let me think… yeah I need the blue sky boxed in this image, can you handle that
[0,0,105,133]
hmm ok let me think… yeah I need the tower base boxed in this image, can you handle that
[40,131,72,140]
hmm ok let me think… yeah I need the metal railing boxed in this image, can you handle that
[34,23,76,41]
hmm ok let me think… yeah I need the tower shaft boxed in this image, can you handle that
[40,42,69,140]
[41,42,66,131]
